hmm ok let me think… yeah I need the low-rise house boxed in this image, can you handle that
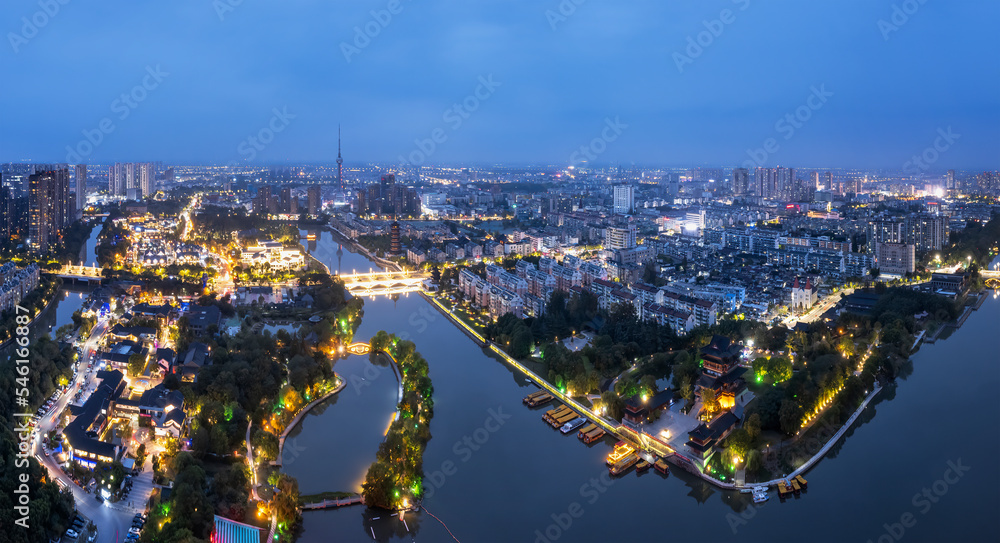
[63,370,127,469]
[174,342,211,382]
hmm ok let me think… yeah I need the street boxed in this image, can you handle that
[32,318,154,543]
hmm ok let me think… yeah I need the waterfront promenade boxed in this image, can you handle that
[422,291,891,492]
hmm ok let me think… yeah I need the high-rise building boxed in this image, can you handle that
[109,163,124,197]
[774,167,794,200]
[809,171,820,190]
[74,164,87,216]
[28,165,70,252]
[905,214,948,254]
[356,174,420,217]
[732,168,749,196]
[613,184,635,214]
[869,219,905,251]
[307,185,322,215]
[874,242,915,275]
[944,170,955,195]
[0,186,11,243]
[604,224,637,250]
[753,167,777,198]
[975,171,999,194]
[109,162,154,199]
[138,162,154,198]
[823,172,833,191]
[2,164,35,198]
[253,186,273,214]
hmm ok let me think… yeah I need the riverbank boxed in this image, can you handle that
[328,226,401,272]
[0,274,64,349]
[275,376,347,466]
[421,286,926,492]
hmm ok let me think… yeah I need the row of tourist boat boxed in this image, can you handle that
[523,391,669,479]
[777,474,809,497]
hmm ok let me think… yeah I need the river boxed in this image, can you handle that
[80,218,104,267]
[292,229,1000,542]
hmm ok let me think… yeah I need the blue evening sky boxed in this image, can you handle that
[1,0,997,170]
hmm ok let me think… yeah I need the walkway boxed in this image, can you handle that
[763,384,883,487]
[245,421,260,501]
[301,495,363,510]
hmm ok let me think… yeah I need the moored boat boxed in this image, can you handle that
[609,453,639,476]
[560,417,587,434]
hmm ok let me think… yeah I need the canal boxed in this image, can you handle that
[80,218,104,267]
[294,229,999,542]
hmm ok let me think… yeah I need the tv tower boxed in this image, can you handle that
[336,124,343,191]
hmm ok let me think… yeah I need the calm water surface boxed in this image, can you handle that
[294,230,999,543]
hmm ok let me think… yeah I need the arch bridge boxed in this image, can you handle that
[345,342,371,355]
[337,270,430,295]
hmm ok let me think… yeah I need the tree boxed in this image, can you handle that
[751,357,769,382]
[678,377,693,401]
[599,391,625,420]
[510,326,533,359]
[766,357,792,383]
[745,413,761,442]
[272,474,302,540]
[779,400,803,435]
[701,388,719,416]
[639,375,658,398]
[128,353,147,377]
[837,336,856,358]
[725,428,751,460]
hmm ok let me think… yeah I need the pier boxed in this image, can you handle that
[301,495,364,510]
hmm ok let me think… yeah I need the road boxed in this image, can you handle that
[32,318,151,543]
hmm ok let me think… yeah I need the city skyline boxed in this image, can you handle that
[2,1,997,169]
